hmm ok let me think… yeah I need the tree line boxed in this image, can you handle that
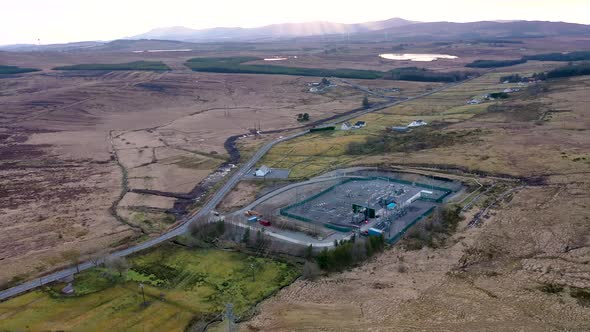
[0,65,40,75]
[313,234,386,272]
[185,57,476,82]
[384,67,475,82]
[54,61,171,71]
[466,51,590,68]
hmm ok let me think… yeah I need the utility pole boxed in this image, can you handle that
[139,283,146,306]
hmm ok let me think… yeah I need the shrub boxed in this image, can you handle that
[570,288,590,306]
[402,205,463,250]
[188,221,227,246]
[316,235,385,272]
[347,128,483,156]
[539,283,563,294]
[499,74,523,83]
[302,261,321,280]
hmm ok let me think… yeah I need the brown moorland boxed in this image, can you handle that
[241,75,590,331]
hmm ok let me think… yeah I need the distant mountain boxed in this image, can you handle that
[367,20,590,39]
[130,19,590,43]
[0,41,105,52]
[131,18,416,41]
[2,19,589,53]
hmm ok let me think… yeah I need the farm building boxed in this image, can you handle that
[255,165,272,177]
[354,121,366,128]
[408,120,427,128]
[341,122,352,130]
[503,88,520,93]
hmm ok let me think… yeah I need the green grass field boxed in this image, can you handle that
[0,65,40,74]
[0,245,298,332]
[256,70,543,178]
[53,61,171,71]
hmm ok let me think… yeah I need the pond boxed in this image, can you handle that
[379,53,458,62]
[132,49,192,53]
[263,57,288,61]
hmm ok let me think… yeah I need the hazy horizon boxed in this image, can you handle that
[2,0,590,46]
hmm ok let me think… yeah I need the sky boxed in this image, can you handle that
[1,0,589,45]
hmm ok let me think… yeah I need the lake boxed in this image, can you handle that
[379,53,458,62]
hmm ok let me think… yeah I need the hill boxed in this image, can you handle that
[132,19,590,42]
[131,18,416,41]
[367,20,590,40]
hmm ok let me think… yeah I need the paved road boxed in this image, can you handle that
[0,76,477,301]
[332,78,398,99]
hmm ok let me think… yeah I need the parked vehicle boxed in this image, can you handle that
[259,220,271,227]
[247,216,258,222]
[245,210,262,217]
[368,228,384,236]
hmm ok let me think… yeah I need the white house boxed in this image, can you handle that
[341,122,352,130]
[503,88,520,93]
[255,165,271,177]
[407,120,427,128]
[353,121,366,129]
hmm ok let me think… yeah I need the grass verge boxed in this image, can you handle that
[0,244,298,331]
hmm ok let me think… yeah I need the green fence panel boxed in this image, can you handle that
[324,223,353,232]
[387,206,436,244]
[280,176,453,224]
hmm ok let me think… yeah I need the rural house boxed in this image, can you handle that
[255,165,272,177]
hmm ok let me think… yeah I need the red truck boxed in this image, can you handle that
[259,220,271,227]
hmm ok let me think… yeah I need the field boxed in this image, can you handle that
[240,63,590,332]
[1,33,590,332]
[257,61,581,178]
[54,61,171,71]
[2,51,435,287]
[0,244,298,331]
